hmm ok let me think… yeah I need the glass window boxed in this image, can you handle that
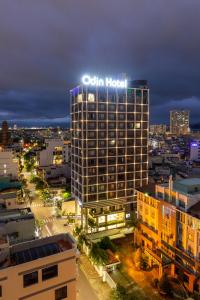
[98,103,106,111]
[23,271,38,287]
[42,265,58,281]
[99,131,106,138]
[109,139,116,146]
[108,131,115,138]
[135,122,141,129]
[108,122,115,129]
[119,123,125,129]
[88,131,96,138]
[108,104,116,111]
[88,93,95,102]
[88,103,96,110]
[98,91,107,102]
[99,113,106,120]
[108,113,115,120]
[119,104,125,112]
[99,122,106,129]
[55,286,67,300]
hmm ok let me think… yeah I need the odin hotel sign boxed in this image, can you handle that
[82,74,127,89]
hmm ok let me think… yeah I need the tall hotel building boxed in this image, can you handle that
[170,110,190,135]
[71,75,149,232]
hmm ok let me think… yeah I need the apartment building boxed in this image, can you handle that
[0,149,18,179]
[0,233,77,300]
[38,139,71,167]
[170,110,190,135]
[71,75,149,232]
[136,178,200,293]
[37,139,71,184]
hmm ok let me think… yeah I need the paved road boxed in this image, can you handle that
[77,268,99,300]
[23,170,100,300]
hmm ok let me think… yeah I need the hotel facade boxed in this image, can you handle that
[136,178,200,293]
[71,75,149,232]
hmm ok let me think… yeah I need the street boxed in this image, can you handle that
[23,170,102,300]
[77,268,99,300]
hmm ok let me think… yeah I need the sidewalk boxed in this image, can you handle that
[79,254,111,300]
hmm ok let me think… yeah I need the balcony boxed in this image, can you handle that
[98,219,125,227]
[89,207,125,217]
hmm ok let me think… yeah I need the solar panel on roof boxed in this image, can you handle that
[31,248,37,260]
[13,243,62,265]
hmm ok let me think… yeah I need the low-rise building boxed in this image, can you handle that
[136,178,200,293]
[0,189,26,210]
[0,149,18,180]
[0,207,35,244]
[0,178,27,210]
[0,233,78,300]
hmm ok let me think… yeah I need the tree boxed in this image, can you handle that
[110,284,128,300]
[63,191,71,200]
[35,180,45,190]
[24,188,33,205]
[56,199,63,210]
[99,236,116,253]
[78,232,89,250]
[40,189,51,205]
[23,151,36,172]
[35,218,45,234]
[73,225,83,237]
[159,273,172,296]
[110,285,147,300]
[89,243,109,266]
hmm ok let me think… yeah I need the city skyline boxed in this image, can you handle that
[1,1,200,126]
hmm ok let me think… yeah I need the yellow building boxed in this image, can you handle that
[136,179,200,293]
[0,233,78,300]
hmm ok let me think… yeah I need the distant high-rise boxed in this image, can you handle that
[170,110,190,135]
[71,75,149,232]
[150,124,167,135]
[0,120,10,147]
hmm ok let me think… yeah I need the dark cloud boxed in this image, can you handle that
[0,0,200,126]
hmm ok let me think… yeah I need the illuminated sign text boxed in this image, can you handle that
[82,75,127,89]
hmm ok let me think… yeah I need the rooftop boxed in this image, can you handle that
[0,178,21,192]
[0,233,76,269]
[0,208,34,223]
[173,178,200,195]
[136,183,156,197]
[175,178,200,186]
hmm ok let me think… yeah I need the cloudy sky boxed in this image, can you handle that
[0,0,200,126]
